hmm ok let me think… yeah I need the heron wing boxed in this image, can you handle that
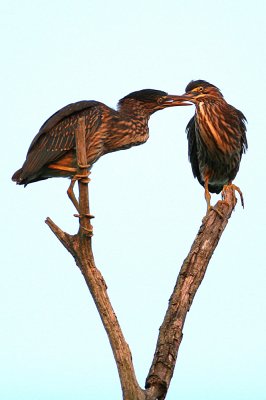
[19,101,103,179]
[186,116,201,183]
[235,108,248,154]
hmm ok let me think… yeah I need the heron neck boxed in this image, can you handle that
[118,103,152,121]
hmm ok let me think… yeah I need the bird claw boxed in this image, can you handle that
[79,225,93,237]
[207,205,224,218]
[77,162,90,169]
[231,184,244,208]
[72,173,91,183]
[222,183,244,209]
[80,177,91,183]
[73,213,95,219]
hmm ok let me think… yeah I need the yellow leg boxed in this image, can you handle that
[231,183,244,208]
[204,176,224,217]
[67,173,91,212]
[67,177,80,212]
[204,177,211,213]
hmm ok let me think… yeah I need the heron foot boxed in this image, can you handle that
[67,173,91,211]
[222,183,244,209]
[74,213,95,219]
[208,205,224,218]
[75,214,94,237]
[78,162,90,169]
[73,173,91,184]
[79,225,93,237]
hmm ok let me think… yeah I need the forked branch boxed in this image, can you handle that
[145,189,238,399]
[45,116,239,400]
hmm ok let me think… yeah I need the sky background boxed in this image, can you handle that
[1,1,266,399]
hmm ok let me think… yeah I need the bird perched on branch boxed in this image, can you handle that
[172,80,247,212]
[12,89,189,210]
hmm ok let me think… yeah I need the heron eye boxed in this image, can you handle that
[198,87,204,92]
[157,97,164,104]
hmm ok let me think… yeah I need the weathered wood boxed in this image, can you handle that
[145,188,238,399]
[45,116,240,400]
[46,117,144,400]
[75,116,93,236]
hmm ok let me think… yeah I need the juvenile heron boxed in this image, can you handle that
[173,80,247,211]
[12,89,189,210]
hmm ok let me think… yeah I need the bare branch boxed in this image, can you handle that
[145,187,238,399]
[73,239,145,400]
[45,217,74,252]
[45,115,241,400]
[46,117,144,400]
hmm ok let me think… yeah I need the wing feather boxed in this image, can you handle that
[186,116,201,184]
[18,101,103,181]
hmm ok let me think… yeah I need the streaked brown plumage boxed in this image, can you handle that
[12,89,188,188]
[172,80,247,210]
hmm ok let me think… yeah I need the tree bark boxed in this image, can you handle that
[46,117,144,400]
[45,117,240,400]
[145,191,237,399]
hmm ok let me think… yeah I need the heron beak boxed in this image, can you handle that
[163,95,193,107]
[174,92,201,104]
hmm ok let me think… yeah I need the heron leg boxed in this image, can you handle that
[67,177,80,212]
[67,173,92,213]
[204,177,212,213]
[231,183,244,208]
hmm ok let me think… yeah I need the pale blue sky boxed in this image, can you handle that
[1,1,266,399]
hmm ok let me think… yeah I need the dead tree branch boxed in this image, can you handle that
[145,190,238,400]
[45,117,144,400]
[45,117,239,400]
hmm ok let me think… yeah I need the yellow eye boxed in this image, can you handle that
[157,97,164,104]
[192,87,203,93]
